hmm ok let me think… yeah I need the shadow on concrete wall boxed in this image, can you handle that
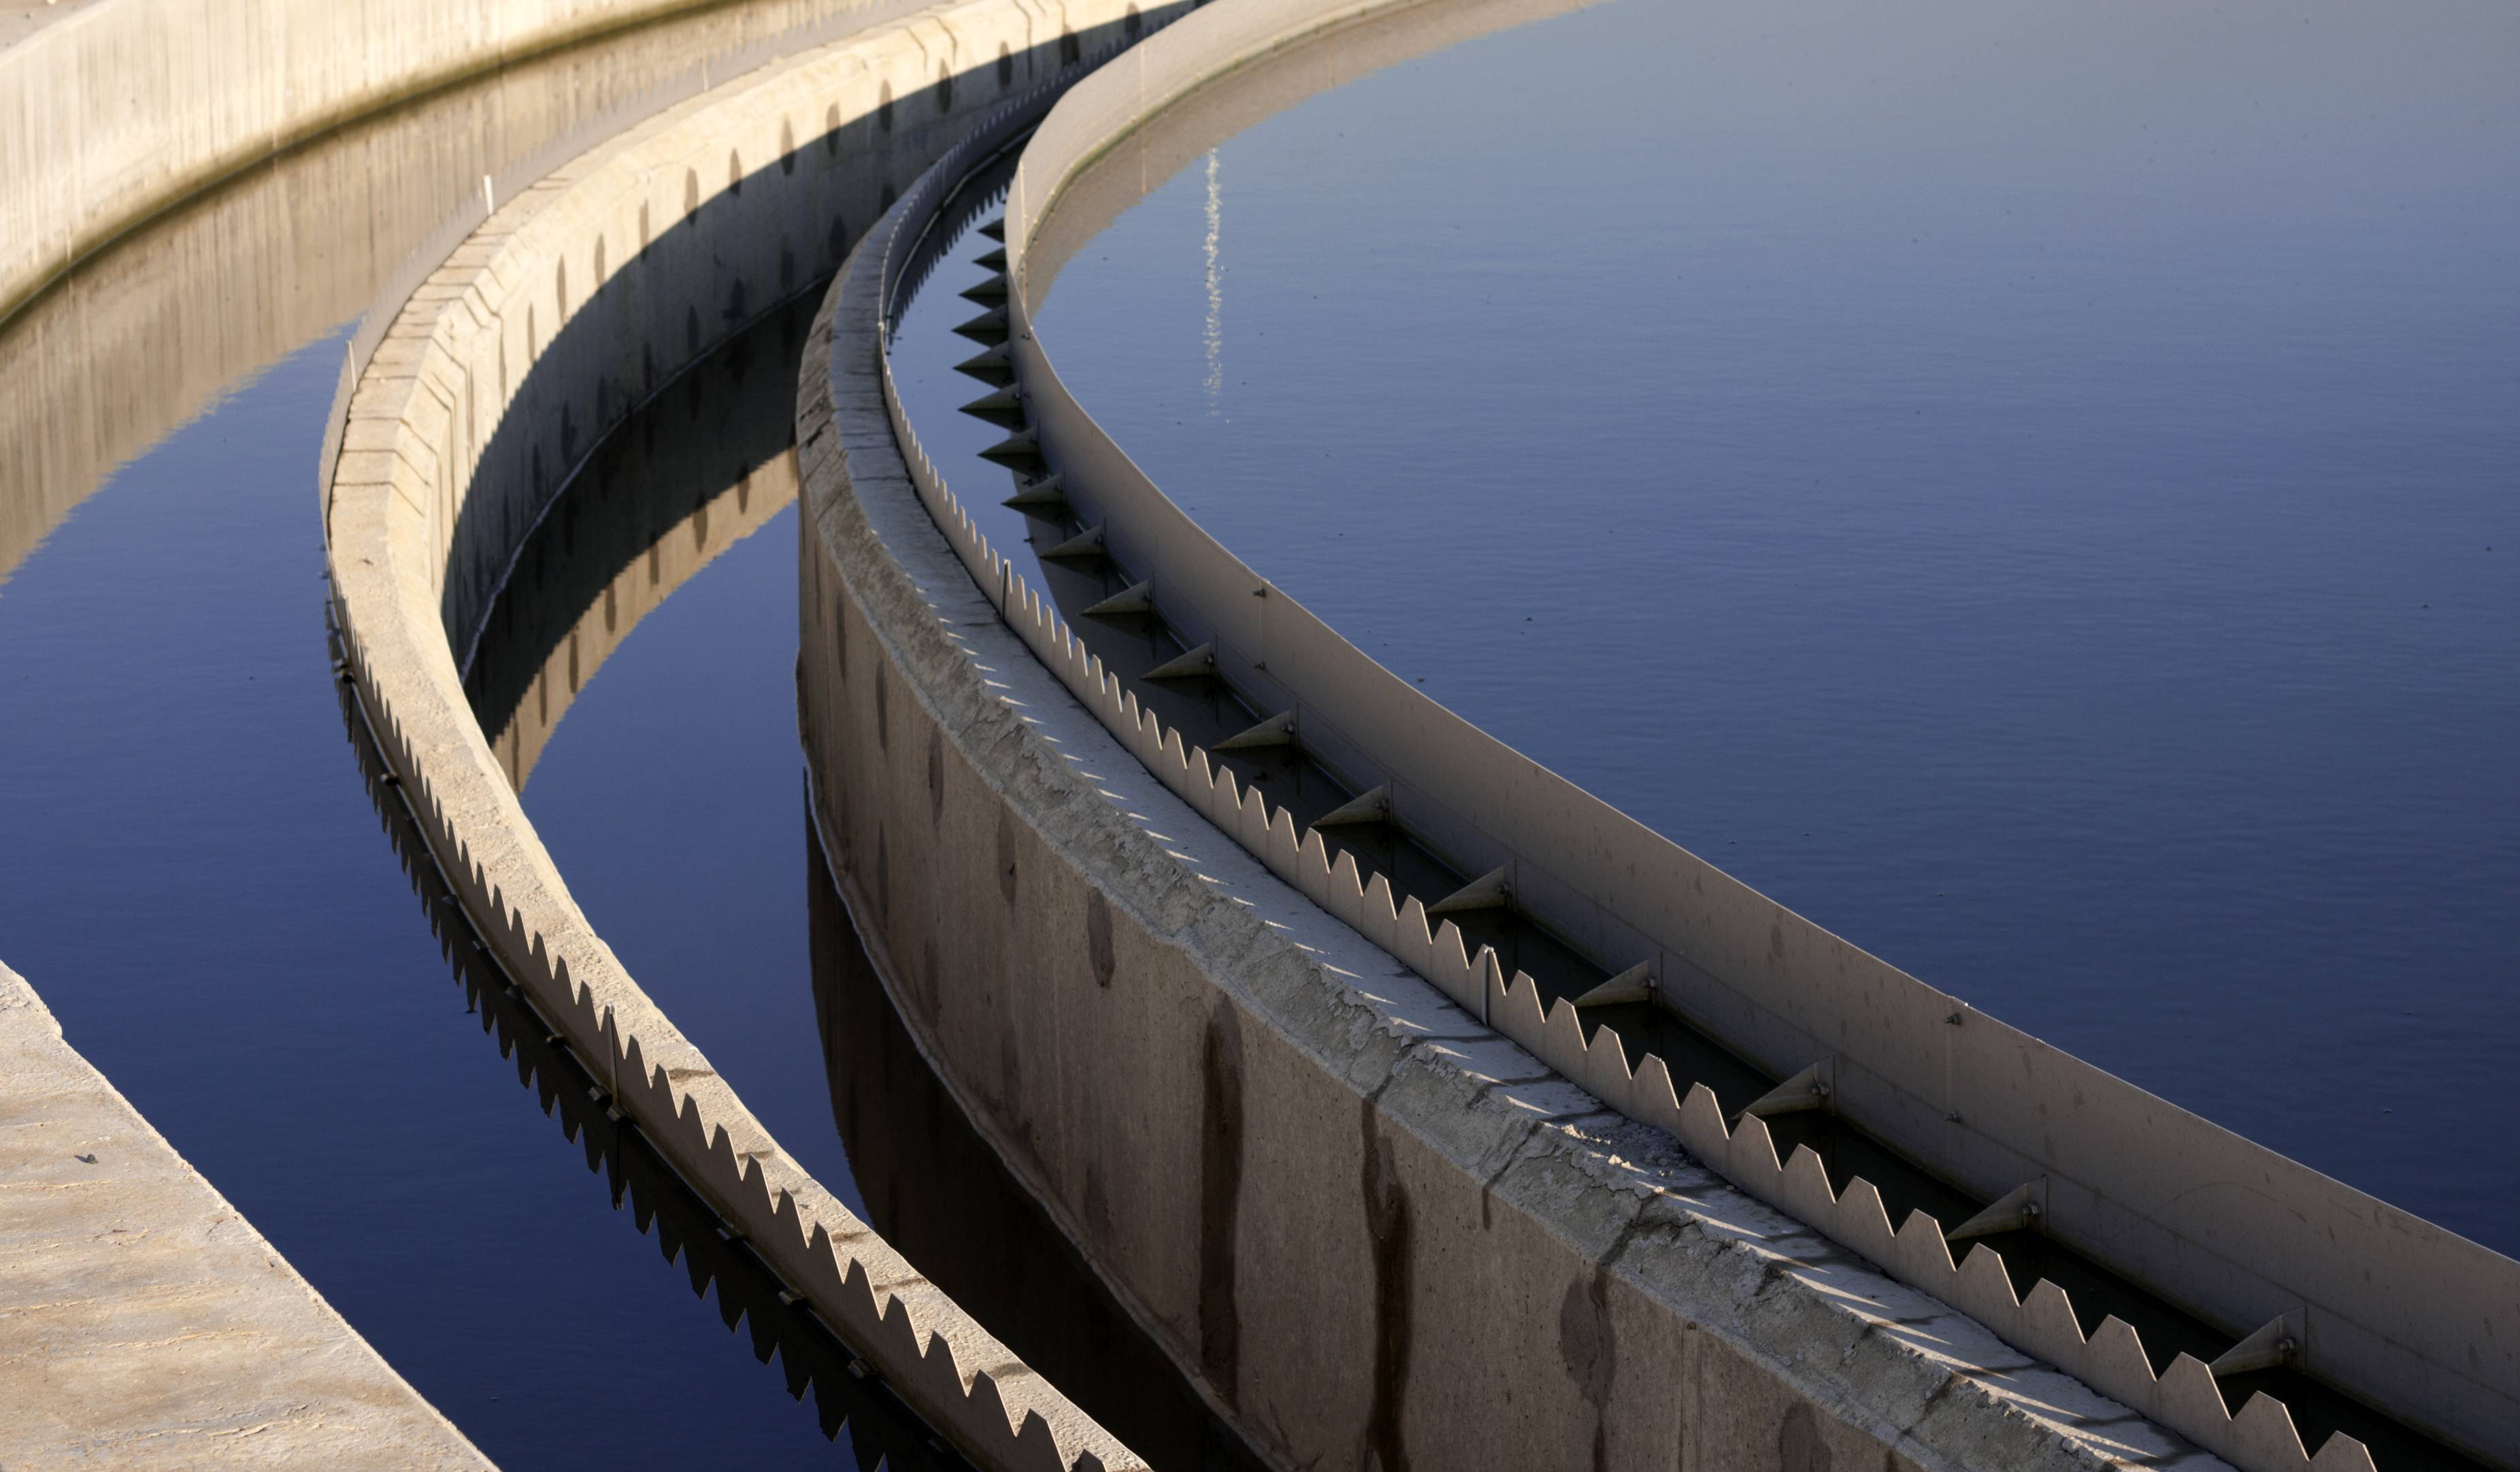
[433,7,1158,671]
[463,292,816,791]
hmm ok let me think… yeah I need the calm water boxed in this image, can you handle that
[0,330,865,1465]
[1,192,1250,1472]
[1026,0,2520,1253]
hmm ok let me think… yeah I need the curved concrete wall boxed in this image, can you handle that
[991,3,2515,1469]
[0,0,931,329]
[0,0,949,589]
[318,3,1174,1467]
[796,23,2220,1469]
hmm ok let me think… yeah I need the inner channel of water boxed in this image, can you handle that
[1011,0,2520,1256]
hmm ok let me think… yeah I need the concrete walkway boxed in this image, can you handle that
[0,960,492,1471]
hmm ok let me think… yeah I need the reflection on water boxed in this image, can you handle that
[464,298,808,792]
[470,287,1261,1464]
[345,635,966,1472]
[0,7,958,1461]
[810,820,1267,1472]
[1034,0,2520,1254]
[0,0,899,588]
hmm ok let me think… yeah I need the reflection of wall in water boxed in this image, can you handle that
[0,0,878,590]
[339,654,970,1471]
[463,298,812,792]
[807,818,1268,1472]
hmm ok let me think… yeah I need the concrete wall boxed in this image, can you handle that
[0,0,945,329]
[319,3,1178,1467]
[795,88,2222,1471]
[0,959,493,1470]
[0,0,925,588]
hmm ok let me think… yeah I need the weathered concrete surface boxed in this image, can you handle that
[0,960,491,1471]
[320,3,1182,1467]
[797,123,2228,1472]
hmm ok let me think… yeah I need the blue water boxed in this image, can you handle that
[1031,0,2520,1253]
[0,333,866,1465]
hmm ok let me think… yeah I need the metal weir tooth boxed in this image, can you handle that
[1738,1060,1832,1119]
[1038,522,1106,561]
[1308,782,1391,830]
[1570,958,1654,1007]
[1425,865,1510,916]
[972,246,1008,272]
[1214,709,1297,751]
[954,344,1013,383]
[1082,579,1154,618]
[1001,473,1067,512]
[2211,1315,2304,1377]
[959,384,1026,425]
[1141,641,1216,682]
[978,427,1040,466]
[951,305,1010,343]
[1945,1179,2048,1244]
[959,273,1010,305]
[977,218,1006,241]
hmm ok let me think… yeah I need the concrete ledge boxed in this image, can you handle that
[0,960,493,1471]
[318,4,1173,1467]
[795,101,2220,1471]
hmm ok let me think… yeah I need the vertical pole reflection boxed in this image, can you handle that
[1202,149,1224,413]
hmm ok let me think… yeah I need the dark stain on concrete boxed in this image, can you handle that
[996,809,1020,905]
[1361,1101,1413,1472]
[1778,1404,1833,1472]
[1559,1265,1617,1472]
[1086,890,1114,988]
[1199,1002,1246,1400]
[927,727,944,826]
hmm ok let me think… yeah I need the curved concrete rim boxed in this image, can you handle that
[989,2,2515,1467]
[799,4,2229,1467]
[316,4,1168,1467]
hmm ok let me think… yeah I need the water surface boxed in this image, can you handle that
[1031,0,2520,1251]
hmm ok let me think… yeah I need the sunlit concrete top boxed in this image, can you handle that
[0,959,494,1471]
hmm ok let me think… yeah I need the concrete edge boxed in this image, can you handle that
[0,958,495,1470]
